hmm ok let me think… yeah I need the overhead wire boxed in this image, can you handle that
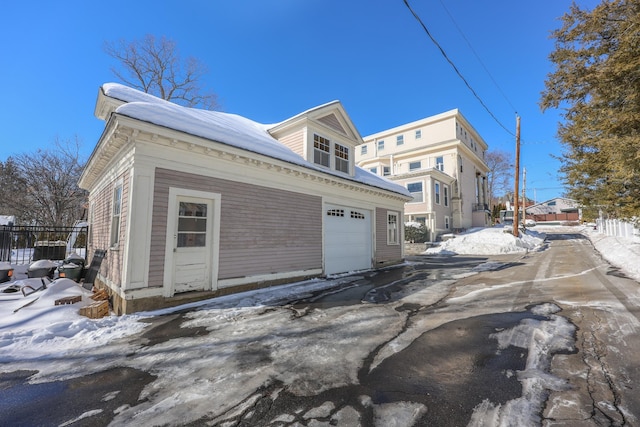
[401,0,515,137]
[436,0,519,114]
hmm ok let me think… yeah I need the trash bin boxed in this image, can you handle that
[64,252,86,269]
[0,262,13,283]
[58,262,83,282]
[27,259,58,278]
[33,240,67,261]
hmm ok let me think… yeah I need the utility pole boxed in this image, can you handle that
[522,167,527,225]
[513,116,521,236]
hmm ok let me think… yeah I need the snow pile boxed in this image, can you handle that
[586,230,640,282]
[426,227,546,255]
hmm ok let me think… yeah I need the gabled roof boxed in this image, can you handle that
[526,197,579,214]
[88,83,410,198]
[267,100,363,143]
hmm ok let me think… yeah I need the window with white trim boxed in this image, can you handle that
[415,129,422,139]
[377,140,385,151]
[177,202,208,247]
[361,145,368,155]
[435,181,441,204]
[396,135,404,145]
[383,166,391,176]
[436,156,444,172]
[369,167,378,174]
[407,182,423,203]
[444,186,449,207]
[351,211,365,219]
[409,161,421,171]
[110,181,123,247]
[445,216,450,229]
[387,212,399,245]
[335,143,349,173]
[313,134,330,167]
[327,208,345,217]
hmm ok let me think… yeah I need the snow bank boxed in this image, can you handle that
[425,227,546,256]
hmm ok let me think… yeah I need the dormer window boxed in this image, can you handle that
[314,134,330,167]
[335,143,349,174]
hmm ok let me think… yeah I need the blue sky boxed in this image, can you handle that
[1,0,599,202]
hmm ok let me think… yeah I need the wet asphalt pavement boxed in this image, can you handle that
[3,233,637,426]
[0,254,538,426]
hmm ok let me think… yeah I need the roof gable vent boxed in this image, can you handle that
[317,113,347,136]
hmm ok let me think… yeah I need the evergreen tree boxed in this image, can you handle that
[540,0,640,220]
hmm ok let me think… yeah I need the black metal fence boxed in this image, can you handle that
[0,225,88,265]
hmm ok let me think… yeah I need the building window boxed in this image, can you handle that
[377,140,385,151]
[415,129,422,139]
[314,134,330,167]
[435,181,441,204]
[459,155,463,173]
[361,145,368,155]
[409,161,421,171]
[445,216,450,229]
[407,182,423,203]
[444,186,449,206]
[436,156,444,172]
[335,143,349,173]
[383,166,391,176]
[351,211,365,219]
[396,135,404,145]
[369,167,378,174]
[387,212,399,245]
[416,216,426,225]
[110,182,123,247]
[327,209,345,217]
[177,202,208,247]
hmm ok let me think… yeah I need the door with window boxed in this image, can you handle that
[173,197,213,293]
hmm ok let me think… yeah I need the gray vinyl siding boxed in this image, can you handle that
[375,207,402,264]
[149,168,323,287]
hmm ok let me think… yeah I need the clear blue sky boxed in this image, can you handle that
[1,0,599,202]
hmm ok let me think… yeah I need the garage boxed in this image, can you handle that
[324,204,372,275]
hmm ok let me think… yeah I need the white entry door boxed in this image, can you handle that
[173,196,213,293]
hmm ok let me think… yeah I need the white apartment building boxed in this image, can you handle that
[356,109,490,241]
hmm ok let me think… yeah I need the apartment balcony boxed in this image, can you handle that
[472,203,489,212]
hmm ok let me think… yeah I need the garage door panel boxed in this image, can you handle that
[324,205,372,275]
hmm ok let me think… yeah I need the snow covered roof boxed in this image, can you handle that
[99,83,410,198]
[526,198,579,215]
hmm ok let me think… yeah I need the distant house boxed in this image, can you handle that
[79,84,411,314]
[526,198,581,222]
[355,109,490,241]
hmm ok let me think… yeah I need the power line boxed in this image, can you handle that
[436,0,518,113]
[402,0,515,137]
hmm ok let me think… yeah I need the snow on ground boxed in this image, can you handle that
[0,225,638,426]
[425,226,546,255]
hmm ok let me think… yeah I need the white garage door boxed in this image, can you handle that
[324,204,372,275]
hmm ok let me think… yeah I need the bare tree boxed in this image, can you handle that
[104,34,219,110]
[2,137,87,227]
[485,149,513,204]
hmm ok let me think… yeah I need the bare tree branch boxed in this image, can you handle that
[103,34,219,110]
